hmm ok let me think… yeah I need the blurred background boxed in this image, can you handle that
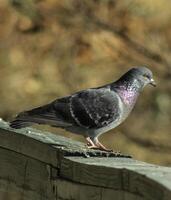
[0,0,170,166]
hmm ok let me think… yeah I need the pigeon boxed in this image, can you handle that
[10,66,156,151]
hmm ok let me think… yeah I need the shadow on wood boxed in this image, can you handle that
[0,119,171,200]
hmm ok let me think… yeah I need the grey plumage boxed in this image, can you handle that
[10,66,156,151]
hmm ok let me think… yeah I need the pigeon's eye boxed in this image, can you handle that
[143,74,150,79]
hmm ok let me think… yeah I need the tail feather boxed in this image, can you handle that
[10,111,34,129]
[10,119,33,129]
[10,103,72,129]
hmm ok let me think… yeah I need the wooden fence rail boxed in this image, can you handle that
[0,119,171,200]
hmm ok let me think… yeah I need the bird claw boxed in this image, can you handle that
[86,144,113,152]
[85,136,114,152]
[87,145,99,149]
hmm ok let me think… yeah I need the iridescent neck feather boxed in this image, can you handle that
[112,79,141,106]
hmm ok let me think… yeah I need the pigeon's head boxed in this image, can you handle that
[115,66,156,92]
[129,67,156,88]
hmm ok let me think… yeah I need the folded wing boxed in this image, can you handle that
[10,87,121,130]
[69,88,120,129]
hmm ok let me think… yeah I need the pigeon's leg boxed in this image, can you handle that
[86,137,113,151]
[86,137,94,146]
[94,138,113,152]
[86,137,99,149]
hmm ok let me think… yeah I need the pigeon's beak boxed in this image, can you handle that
[149,78,156,87]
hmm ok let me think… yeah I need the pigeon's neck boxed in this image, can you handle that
[111,78,141,106]
[115,86,139,106]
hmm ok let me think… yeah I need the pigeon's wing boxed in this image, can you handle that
[69,88,121,129]
[10,87,121,129]
[10,96,75,129]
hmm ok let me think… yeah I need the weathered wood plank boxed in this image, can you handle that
[55,179,145,200]
[0,120,130,168]
[0,147,55,200]
[60,157,171,199]
[0,119,171,200]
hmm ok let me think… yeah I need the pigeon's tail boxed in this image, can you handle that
[10,103,71,129]
[10,111,34,129]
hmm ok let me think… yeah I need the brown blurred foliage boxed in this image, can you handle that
[0,0,171,165]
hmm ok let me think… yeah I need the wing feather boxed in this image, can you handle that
[10,87,121,130]
[70,88,120,128]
